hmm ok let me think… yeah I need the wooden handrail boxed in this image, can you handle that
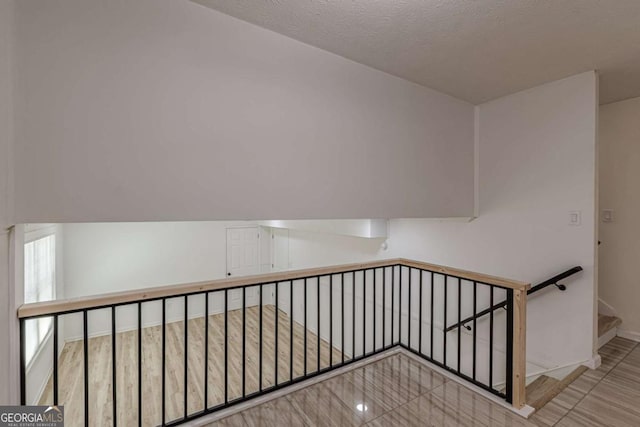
[398,259,530,290]
[17,258,529,319]
[16,256,529,410]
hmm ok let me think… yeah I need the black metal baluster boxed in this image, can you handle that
[457,279,462,373]
[304,278,307,376]
[53,315,59,405]
[430,273,434,359]
[275,282,279,386]
[408,267,412,350]
[112,306,117,427]
[162,301,166,426]
[224,290,228,405]
[472,282,477,381]
[362,270,366,357]
[317,276,321,372]
[419,271,423,355]
[443,277,447,367]
[391,266,395,345]
[184,296,188,419]
[352,272,355,359]
[259,285,263,392]
[341,273,345,365]
[399,266,402,346]
[505,288,514,404]
[242,287,246,398]
[330,275,333,368]
[373,268,377,352]
[489,286,494,390]
[382,267,386,348]
[289,281,293,382]
[84,310,89,427]
[204,294,209,411]
[137,303,142,427]
[20,320,26,406]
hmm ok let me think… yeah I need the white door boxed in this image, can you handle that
[271,228,289,271]
[226,227,260,278]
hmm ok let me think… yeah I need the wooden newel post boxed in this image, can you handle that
[512,287,527,409]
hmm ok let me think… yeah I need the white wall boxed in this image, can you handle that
[287,228,384,270]
[12,0,474,224]
[0,1,12,231]
[260,219,388,239]
[58,221,384,334]
[387,72,598,371]
[0,0,15,405]
[599,96,640,336]
[61,221,384,298]
[63,222,232,298]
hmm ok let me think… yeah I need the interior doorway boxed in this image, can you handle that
[226,227,261,278]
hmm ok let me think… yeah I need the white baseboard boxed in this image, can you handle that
[582,354,601,370]
[526,362,582,381]
[518,355,602,383]
[617,329,640,342]
[598,327,618,349]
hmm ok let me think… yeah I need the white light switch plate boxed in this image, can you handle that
[602,209,614,223]
[569,211,581,226]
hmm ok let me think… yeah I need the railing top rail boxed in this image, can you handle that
[398,259,530,291]
[17,258,529,319]
[527,265,583,295]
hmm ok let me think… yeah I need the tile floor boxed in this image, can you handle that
[531,337,640,427]
[204,337,640,426]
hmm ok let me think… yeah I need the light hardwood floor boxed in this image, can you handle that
[38,306,342,426]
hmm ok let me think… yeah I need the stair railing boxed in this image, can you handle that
[18,258,529,425]
[445,266,582,333]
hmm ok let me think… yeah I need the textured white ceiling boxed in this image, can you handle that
[191,0,640,105]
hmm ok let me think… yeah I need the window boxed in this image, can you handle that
[24,233,56,365]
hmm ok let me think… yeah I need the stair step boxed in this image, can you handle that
[598,314,622,338]
[526,375,559,409]
[526,366,588,410]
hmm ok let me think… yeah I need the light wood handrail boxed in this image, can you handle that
[16,257,529,410]
[398,259,530,290]
[17,258,529,319]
